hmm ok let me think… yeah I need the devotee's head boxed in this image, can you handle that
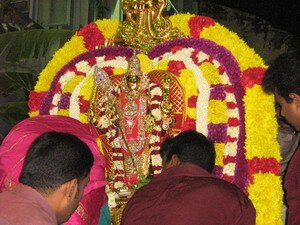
[263,50,300,131]
[19,131,94,223]
[160,130,215,172]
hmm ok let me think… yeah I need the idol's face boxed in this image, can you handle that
[275,92,300,131]
[126,75,140,91]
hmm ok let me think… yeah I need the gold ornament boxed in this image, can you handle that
[112,0,185,53]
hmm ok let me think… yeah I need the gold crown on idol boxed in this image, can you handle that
[126,53,143,81]
[121,53,150,92]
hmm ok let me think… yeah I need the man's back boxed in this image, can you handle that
[122,164,255,225]
[0,184,57,225]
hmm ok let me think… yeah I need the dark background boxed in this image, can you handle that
[208,0,299,40]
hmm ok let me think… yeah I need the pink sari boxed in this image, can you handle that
[0,115,107,225]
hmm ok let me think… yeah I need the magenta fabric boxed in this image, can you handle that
[122,164,256,225]
[0,115,107,225]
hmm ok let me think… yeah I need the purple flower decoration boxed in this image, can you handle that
[212,166,223,178]
[210,84,226,100]
[58,92,71,109]
[208,123,228,143]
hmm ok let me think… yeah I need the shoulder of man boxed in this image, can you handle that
[0,218,11,225]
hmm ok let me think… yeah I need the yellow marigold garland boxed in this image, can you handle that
[244,86,281,160]
[57,109,69,117]
[244,85,282,225]
[200,62,222,85]
[176,68,198,119]
[169,13,192,36]
[80,75,94,101]
[201,23,266,70]
[112,67,127,75]
[35,35,87,92]
[208,100,228,124]
[62,75,85,93]
[248,173,283,225]
[137,54,154,73]
[95,19,119,39]
[215,143,225,167]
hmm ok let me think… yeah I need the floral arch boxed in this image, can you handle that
[29,13,283,225]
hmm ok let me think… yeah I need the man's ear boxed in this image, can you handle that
[61,178,78,202]
[289,93,300,108]
[168,154,181,168]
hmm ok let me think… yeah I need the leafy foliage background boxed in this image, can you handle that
[0,29,74,141]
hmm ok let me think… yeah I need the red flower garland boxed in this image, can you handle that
[188,16,215,37]
[187,95,197,108]
[241,67,266,89]
[248,157,280,183]
[79,96,90,113]
[182,116,196,131]
[170,45,184,53]
[167,60,186,76]
[28,91,47,112]
[77,23,106,50]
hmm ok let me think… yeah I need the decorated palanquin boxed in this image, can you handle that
[28,0,283,225]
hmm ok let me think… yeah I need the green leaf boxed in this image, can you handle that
[0,29,75,126]
[0,101,29,125]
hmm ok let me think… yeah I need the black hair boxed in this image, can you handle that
[160,130,215,172]
[19,131,94,192]
[263,49,300,102]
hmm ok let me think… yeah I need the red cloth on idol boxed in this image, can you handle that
[122,163,255,225]
[284,147,300,225]
[0,184,57,225]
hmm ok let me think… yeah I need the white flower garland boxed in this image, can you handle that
[76,60,92,73]
[152,47,241,177]
[96,56,128,69]
[69,77,87,119]
[49,93,61,115]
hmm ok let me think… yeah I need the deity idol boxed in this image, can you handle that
[88,54,180,199]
